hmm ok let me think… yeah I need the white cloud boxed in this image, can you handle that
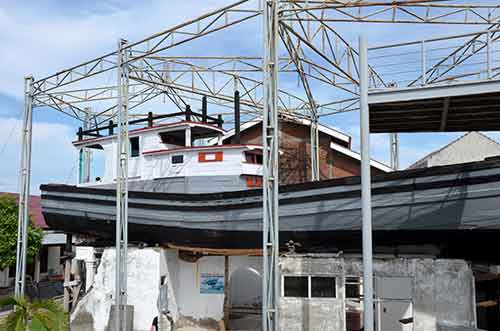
[0,117,75,194]
[0,0,238,99]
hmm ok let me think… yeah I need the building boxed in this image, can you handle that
[0,193,66,294]
[221,117,391,185]
[409,131,500,169]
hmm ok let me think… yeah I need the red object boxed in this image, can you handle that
[199,151,223,162]
[244,176,263,188]
[0,193,47,229]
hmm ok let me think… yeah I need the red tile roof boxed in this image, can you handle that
[0,192,47,229]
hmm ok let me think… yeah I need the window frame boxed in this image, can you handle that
[282,274,338,299]
[130,136,140,158]
[171,154,184,165]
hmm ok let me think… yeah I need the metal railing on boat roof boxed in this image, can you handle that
[367,28,500,90]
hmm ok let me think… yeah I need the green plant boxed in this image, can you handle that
[0,195,43,270]
[0,296,68,331]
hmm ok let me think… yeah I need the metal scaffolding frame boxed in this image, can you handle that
[15,1,500,329]
[114,39,131,330]
[263,2,280,330]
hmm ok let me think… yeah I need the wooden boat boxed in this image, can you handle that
[41,158,500,260]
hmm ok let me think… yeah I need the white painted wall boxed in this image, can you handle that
[163,251,262,324]
[71,248,161,331]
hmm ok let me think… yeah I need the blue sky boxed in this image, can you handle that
[0,0,498,194]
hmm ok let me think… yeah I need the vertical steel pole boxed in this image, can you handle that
[115,38,130,331]
[421,40,426,86]
[389,133,399,171]
[310,111,320,181]
[487,30,492,79]
[262,0,280,330]
[15,76,34,298]
[359,36,374,331]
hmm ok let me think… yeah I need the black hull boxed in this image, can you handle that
[45,212,500,262]
[41,159,500,262]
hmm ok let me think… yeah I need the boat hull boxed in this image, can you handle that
[41,159,500,259]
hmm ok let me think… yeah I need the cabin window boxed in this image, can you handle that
[244,175,262,188]
[172,155,184,164]
[130,137,140,157]
[199,151,223,162]
[244,152,263,164]
[311,277,336,298]
[284,276,308,298]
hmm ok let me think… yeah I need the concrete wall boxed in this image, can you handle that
[72,247,263,331]
[71,248,161,331]
[280,256,477,331]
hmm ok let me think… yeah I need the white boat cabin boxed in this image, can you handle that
[73,120,263,192]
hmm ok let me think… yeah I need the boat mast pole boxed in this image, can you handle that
[359,35,375,331]
[262,0,280,330]
[115,38,130,331]
[15,76,34,298]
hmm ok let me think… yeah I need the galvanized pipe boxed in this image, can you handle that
[359,35,374,331]
[262,0,280,330]
[14,76,34,298]
[115,38,130,331]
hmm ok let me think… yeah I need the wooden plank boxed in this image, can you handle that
[166,244,262,256]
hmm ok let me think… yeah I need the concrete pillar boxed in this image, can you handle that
[34,254,41,283]
[0,267,9,288]
[108,305,134,331]
[47,246,62,276]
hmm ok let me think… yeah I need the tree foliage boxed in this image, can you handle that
[0,195,43,270]
[0,296,69,331]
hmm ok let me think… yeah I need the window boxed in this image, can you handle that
[172,155,184,164]
[130,137,140,157]
[244,152,263,164]
[311,277,336,298]
[284,276,308,298]
[283,275,337,299]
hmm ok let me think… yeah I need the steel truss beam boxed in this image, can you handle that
[115,39,130,331]
[408,24,500,86]
[262,0,280,330]
[281,1,500,24]
[15,76,34,298]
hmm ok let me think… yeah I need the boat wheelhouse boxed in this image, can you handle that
[73,113,263,193]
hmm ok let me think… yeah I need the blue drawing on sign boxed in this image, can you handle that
[200,274,224,294]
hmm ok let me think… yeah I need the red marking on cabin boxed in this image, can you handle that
[199,151,223,162]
